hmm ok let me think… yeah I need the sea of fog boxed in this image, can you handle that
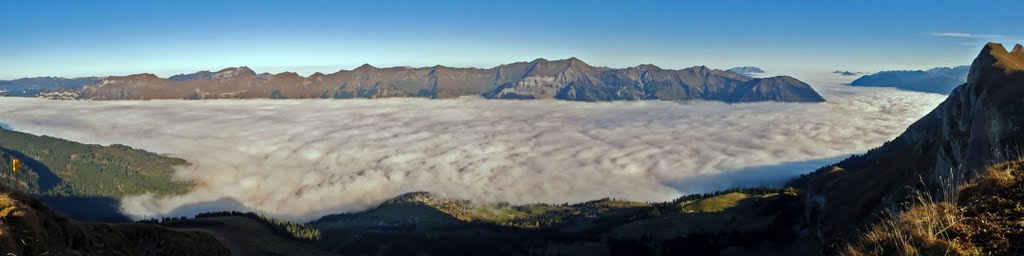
[0,73,947,221]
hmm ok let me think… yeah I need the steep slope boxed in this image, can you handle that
[850,65,970,94]
[798,43,1024,247]
[0,184,229,255]
[52,58,825,103]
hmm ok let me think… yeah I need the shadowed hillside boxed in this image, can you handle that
[307,188,813,256]
[0,184,229,255]
[0,127,192,220]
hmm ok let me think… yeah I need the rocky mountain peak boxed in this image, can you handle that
[566,57,587,65]
[123,73,161,81]
[354,63,377,71]
[212,66,256,80]
[1012,43,1024,55]
[168,70,214,81]
[801,42,1024,243]
[634,64,661,71]
[976,43,1023,72]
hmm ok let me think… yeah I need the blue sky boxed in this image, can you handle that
[1,0,1022,79]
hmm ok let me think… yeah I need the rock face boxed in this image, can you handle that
[850,65,970,94]
[799,43,1024,245]
[62,58,824,103]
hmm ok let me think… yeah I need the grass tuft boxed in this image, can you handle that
[841,158,1024,255]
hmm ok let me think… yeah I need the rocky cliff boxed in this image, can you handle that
[799,42,1024,246]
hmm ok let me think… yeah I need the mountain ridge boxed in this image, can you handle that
[23,58,825,103]
[798,42,1024,249]
[849,65,970,94]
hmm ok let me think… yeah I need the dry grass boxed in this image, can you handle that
[841,159,1024,256]
[840,202,978,256]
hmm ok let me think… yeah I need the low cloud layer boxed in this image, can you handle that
[0,76,946,221]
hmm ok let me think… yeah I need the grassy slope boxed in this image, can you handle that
[842,158,1024,255]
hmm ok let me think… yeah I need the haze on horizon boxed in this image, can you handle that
[2,0,1023,80]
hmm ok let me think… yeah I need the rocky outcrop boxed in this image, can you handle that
[61,58,825,103]
[799,43,1024,247]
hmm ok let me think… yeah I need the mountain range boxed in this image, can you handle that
[6,58,825,103]
[849,65,970,94]
[0,77,102,96]
[6,44,1024,255]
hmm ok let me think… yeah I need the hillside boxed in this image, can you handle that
[27,58,825,103]
[797,43,1024,251]
[849,65,969,94]
[0,127,192,220]
[0,183,229,255]
[307,188,812,256]
[156,213,334,256]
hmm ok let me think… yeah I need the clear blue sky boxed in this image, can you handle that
[1,0,1021,79]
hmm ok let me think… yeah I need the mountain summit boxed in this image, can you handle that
[800,42,1024,245]
[34,58,825,103]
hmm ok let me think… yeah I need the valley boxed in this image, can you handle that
[3,1,1022,254]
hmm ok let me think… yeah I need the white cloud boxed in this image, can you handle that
[930,32,1012,39]
[0,75,946,221]
[931,32,977,38]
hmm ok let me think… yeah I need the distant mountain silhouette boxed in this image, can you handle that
[0,77,101,96]
[726,66,765,75]
[849,65,970,94]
